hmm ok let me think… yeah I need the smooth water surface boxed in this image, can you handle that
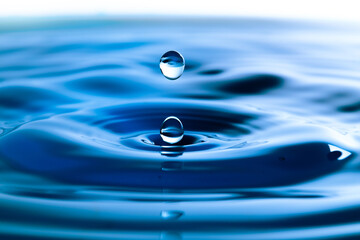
[0,17,360,239]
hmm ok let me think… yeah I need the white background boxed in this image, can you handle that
[0,0,359,22]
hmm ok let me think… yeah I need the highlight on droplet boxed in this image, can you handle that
[160,50,185,80]
[160,116,184,144]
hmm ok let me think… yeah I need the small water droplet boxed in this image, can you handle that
[160,51,185,80]
[160,116,184,144]
[160,210,183,220]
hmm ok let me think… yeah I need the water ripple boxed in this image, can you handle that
[0,17,359,239]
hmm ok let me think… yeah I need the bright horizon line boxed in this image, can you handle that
[1,0,360,22]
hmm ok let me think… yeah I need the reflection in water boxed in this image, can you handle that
[160,210,184,220]
[160,232,182,240]
[328,144,352,160]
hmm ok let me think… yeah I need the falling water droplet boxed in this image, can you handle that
[160,116,184,144]
[160,210,184,220]
[160,50,185,80]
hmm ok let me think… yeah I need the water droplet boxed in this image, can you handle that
[160,116,184,144]
[160,50,185,80]
[160,210,183,220]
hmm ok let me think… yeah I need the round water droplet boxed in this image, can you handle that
[160,51,185,80]
[160,116,184,144]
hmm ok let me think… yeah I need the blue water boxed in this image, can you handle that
[0,17,360,239]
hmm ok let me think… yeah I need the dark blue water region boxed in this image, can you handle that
[0,16,360,239]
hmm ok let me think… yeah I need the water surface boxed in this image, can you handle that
[0,17,360,239]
